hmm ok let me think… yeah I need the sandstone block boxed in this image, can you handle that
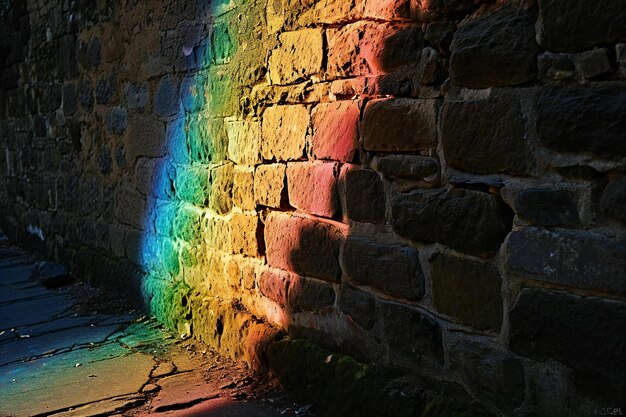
[208,163,234,215]
[338,284,377,330]
[173,165,210,206]
[372,155,439,179]
[391,188,513,257]
[254,164,286,208]
[269,29,324,85]
[362,98,437,152]
[288,275,336,313]
[261,105,309,161]
[226,118,262,165]
[154,74,181,117]
[232,167,255,211]
[287,161,340,218]
[311,101,359,163]
[343,168,386,224]
[230,213,260,257]
[126,115,166,162]
[259,267,292,306]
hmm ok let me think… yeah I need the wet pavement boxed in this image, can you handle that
[0,231,305,417]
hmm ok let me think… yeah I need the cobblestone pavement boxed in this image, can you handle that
[0,231,309,417]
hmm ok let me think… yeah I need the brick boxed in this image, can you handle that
[449,5,537,88]
[441,91,536,176]
[391,188,513,257]
[372,155,439,179]
[338,284,377,330]
[380,301,443,361]
[362,98,437,152]
[515,189,579,226]
[232,167,255,211]
[506,227,626,294]
[510,288,626,401]
[431,254,502,331]
[310,101,359,163]
[261,105,309,161]
[287,161,340,218]
[230,213,261,257]
[254,164,286,208]
[343,237,424,300]
[537,0,626,52]
[343,168,385,224]
[226,118,262,165]
[125,115,166,162]
[269,29,323,85]
[327,22,422,78]
[537,87,626,160]
[265,212,344,282]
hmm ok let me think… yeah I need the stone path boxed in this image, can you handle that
[0,232,309,417]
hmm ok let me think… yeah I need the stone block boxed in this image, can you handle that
[180,74,205,113]
[261,105,309,161]
[506,227,626,293]
[338,284,377,330]
[515,189,579,226]
[537,87,626,160]
[125,82,149,112]
[362,98,437,152]
[106,106,128,135]
[371,155,439,179]
[538,52,576,81]
[510,288,626,401]
[173,165,210,206]
[343,168,386,224]
[601,177,626,223]
[288,275,336,313]
[265,212,344,282]
[126,115,166,162]
[95,74,117,105]
[343,237,424,300]
[310,101,359,163]
[380,301,443,361]
[188,117,228,163]
[537,0,626,51]
[232,167,255,211]
[62,83,77,115]
[254,164,286,208]
[269,28,324,85]
[154,74,181,117]
[410,0,474,22]
[259,267,292,306]
[431,254,502,331]
[441,91,535,176]
[114,187,146,230]
[226,118,262,165]
[450,5,537,88]
[575,48,612,79]
[78,78,93,111]
[230,213,260,257]
[208,163,234,215]
[287,161,340,218]
[391,188,513,257]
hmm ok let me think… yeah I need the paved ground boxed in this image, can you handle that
[0,231,311,417]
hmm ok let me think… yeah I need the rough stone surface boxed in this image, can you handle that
[287,161,340,218]
[254,163,286,208]
[311,101,359,163]
[506,227,626,294]
[342,237,424,300]
[362,98,437,152]
[600,177,626,223]
[343,168,385,224]
[450,5,537,88]
[441,91,535,175]
[431,254,502,331]
[261,105,309,161]
[269,29,324,85]
[510,288,626,401]
[372,155,439,179]
[391,188,513,257]
[338,284,377,330]
[515,189,579,226]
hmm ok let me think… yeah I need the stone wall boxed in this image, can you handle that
[1,0,625,415]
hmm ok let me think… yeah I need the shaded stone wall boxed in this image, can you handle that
[1,0,625,415]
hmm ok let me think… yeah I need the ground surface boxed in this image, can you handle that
[0,232,311,417]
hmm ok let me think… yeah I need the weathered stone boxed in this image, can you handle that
[343,168,385,224]
[537,0,626,52]
[79,37,101,70]
[254,164,286,208]
[601,177,626,223]
[343,237,424,300]
[410,0,475,22]
[180,74,205,113]
[441,91,535,175]
[114,187,146,230]
[431,254,502,331]
[126,115,166,162]
[173,165,210,206]
[310,101,359,163]
[506,227,626,293]
[78,78,93,110]
[575,48,612,79]
[226,119,262,165]
[261,105,308,161]
[259,268,292,306]
[288,275,336,313]
[232,168,255,211]
[208,163,234,215]
[230,213,260,257]
[510,288,626,401]
[537,87,626,160]
[515,189,579,226]
[124,82,149,112]
[265,212,344,282]
[105,106,128,135]
[537,52,576,81]
[449,337,525,410]
[391,188,513,257]
[371,155,439,179]
[62,83,77,115]
[338,284,377,330]
[450,5,537,88]
[416,47,445,85]
[287,161,340,218]
[362,98,437,152]
[380,301,443,361]
[95,74,117,105]
[58,34,78,79]
[188,117,227,163]
[327,22,423,78]
[269,29,323,85]
[154,75,181,117]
